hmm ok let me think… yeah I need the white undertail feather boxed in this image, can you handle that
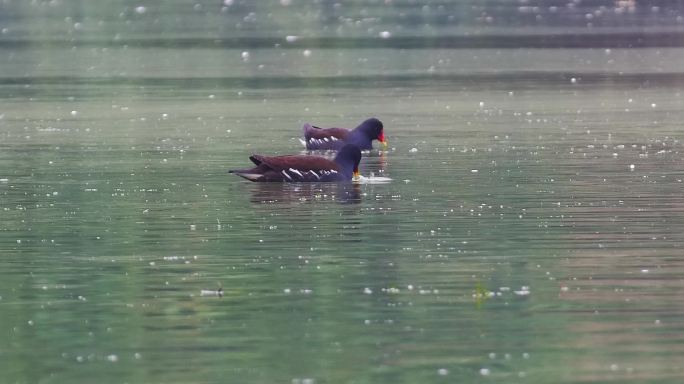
[235,173,262,181]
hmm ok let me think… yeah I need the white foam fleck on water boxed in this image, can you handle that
[106,354,119,362]
[514,286,531,296]
[363,287,373,294]
[285,35,298,43]
[134,6,146,14]
[437,368,449,376]
[354,175,392,184]
[379,30,391,39]
[480,368,491,376]
[291,378,314,384]
[303,49,312,57]
[409,147,418,153]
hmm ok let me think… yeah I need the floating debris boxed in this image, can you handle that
[200,288,223,297]
[201,283,223,297]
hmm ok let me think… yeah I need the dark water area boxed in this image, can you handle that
[1,1,684,383]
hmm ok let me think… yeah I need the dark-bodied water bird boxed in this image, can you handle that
[230,144,361,182]
[302,117,387,150]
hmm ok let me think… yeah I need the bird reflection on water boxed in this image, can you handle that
[246,182,363,205]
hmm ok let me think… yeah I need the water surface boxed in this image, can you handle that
[2,1,684,383]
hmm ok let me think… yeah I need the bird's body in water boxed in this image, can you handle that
[230,144,362,182]
[302,118,387,150]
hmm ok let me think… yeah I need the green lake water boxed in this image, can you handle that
[1,1,684,383]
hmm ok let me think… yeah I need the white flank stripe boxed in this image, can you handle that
[309,170,320,179]
[289,168,304,178]
[281,170,293,180]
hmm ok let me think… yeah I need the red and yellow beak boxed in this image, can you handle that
[378,131,388,147]
[353,168,360,179]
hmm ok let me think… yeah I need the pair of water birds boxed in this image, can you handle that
[230,118,387,182]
